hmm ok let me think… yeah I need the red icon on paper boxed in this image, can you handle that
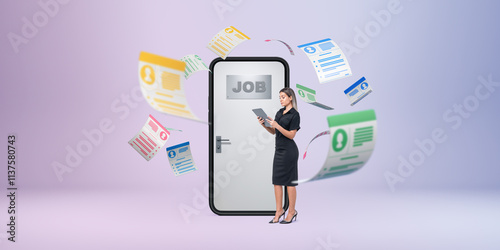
[160,131,168,140]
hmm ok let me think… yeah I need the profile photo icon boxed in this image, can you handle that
[332,129,348,152]
[360,82,368,90]
[168,151,176,158]
[160,131,168,141]
[140,64,155,85]
[303,46,316,54]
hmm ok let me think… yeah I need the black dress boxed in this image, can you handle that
[272,107,300,186]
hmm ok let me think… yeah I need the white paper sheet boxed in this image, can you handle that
[302,130,330,160]
[344,77,373,106]
[129,114,171,161]
[207,26,250,59]
[265,39,295,55]
[180,54,210,79]
[298,38,352,84]
[296,83,334,110]
[138,51,201,121]
[166,141,197,176]
[295,110,376,183]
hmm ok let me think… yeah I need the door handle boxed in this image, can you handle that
[216,136,231,153]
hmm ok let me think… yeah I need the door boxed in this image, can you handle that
[209,57,289,215]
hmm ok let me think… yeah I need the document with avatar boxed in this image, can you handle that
[295,110,376,183]
[207,26,250,59]
[296,83,333,110]
[344,77,373,106]
[298,38,352,84]
[138,51,201,121]
[166,141,197,176]
[129,115,171,161]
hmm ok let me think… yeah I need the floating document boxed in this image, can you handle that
[345,77,373,106]
[129,114,171,161]
[298,38,352,84]
[295,110,376,183]
[165,127,183,132]
[207,26,250,59]
[265,39,295,55]
[166,141,197,176]
[138,51,201,121]
[296,84,334,110]
[180,54,210,79]
[303,130,330,159]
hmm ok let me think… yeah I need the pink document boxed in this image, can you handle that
[129,115,170,161]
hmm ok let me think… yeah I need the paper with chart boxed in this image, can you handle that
[180,54,210,79]
[129,115,171,161]
[298,38,352,84]
[265,39,295,55]
[344,77,373,106]
[166,141,197,176]
[207,26,250,59]
[138,51,201,121]
[296,84,334,110]
[295,110,376,183]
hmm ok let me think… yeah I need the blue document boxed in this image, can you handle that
[166,141,197,176]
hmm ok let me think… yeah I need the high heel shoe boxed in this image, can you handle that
[280,211,297,224]
[269,210,286,224]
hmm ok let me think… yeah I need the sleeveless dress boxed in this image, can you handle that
[272,107,300,186]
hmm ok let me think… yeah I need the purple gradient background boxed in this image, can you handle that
[1,0,500,249]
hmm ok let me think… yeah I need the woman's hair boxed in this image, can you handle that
[280,87,298,111]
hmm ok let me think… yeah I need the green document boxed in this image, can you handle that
[296,84,333,110]
[295,109,376,183]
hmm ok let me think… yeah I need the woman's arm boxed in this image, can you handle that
[266,117,297,140]
[257,116,275,135]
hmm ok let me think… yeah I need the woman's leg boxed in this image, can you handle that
[272,185,284,222]
[284,186,296,221]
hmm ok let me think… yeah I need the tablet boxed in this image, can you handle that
[252,108,271,127]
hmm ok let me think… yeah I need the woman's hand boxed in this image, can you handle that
[257,116,266,126]
[258,116,276,135]
[266,116,278,129]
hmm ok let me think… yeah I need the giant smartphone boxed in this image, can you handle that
[209,57,289,215]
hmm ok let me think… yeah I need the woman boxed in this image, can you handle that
[257,87,300,224]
